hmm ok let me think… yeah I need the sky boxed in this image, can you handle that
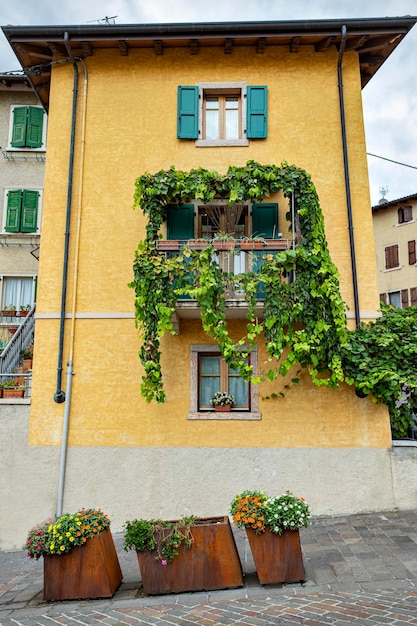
[1,0,417,206]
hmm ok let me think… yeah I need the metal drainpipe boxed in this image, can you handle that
[338,25,361,329]
[54,32,78,404]
[55,32,80,518]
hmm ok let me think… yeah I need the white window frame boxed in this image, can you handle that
[2,188,43,235]
[187,344,261,420]
[1,275,36,311]
[7,104,47,152]
[196,82,249,148]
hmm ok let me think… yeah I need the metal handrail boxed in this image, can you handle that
[0,305,35,374]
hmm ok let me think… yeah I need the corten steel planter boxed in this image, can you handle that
[43,529,122,600]
[246,527,305,584]
[136,516,243,595]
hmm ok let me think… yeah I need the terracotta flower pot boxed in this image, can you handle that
[246,527,305,584]
[43,528,122,600]
[136,516,243,595]
[214,404,232,412]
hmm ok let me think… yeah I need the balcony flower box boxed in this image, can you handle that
[157,240,181,251]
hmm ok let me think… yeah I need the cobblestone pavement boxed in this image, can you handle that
[1,510,417,625]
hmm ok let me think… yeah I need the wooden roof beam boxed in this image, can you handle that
[118,40,128,55]
[315,36,335,51]
[290,36,300,52]
[190,39,199,55]
[154,39,163,55]
[224,38,233,54]
[257,37,266,53]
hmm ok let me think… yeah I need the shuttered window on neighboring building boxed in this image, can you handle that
[401,289,409,308]
[398,205,413,224]
[5,189,39,233]
[11,106,44,148]
[385,244,399,270]
[408,240,416,265]
[379,293,387,304]
[411,287,417,306]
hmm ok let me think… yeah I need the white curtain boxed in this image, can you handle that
[3,277,33,309]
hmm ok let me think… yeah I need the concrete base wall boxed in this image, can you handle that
[2,407,416,551]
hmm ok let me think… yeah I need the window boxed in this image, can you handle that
[384,244,399,270]
[177,83,267,146]
[387,290,409,309]
[8,105,46,150]
[409,240,416,265]
[3,189,40,234]
[411,287,417,306]
[2,277,35,311]
[188,345,260,420]
[398,206,413,224]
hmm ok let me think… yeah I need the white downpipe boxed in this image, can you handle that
[56,58,88,518]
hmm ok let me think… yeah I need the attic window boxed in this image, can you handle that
[398,206,413,224]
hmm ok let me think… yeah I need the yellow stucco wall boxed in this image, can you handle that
[30,44,390,449]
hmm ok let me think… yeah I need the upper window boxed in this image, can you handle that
[409,240,416,265]
[1,277,35,311]
[384,244,400,270]
[398,206,413,224]
[3,189,41,234]
[177,83,267,146]
[8,105,46,150]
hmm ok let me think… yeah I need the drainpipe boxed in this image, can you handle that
[338,25,361,329]
[54,32,78,404]
[55,32,80,518]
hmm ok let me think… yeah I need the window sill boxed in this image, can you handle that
[187,411,261,420]
[195,139,249,148]
[395,220,415,227]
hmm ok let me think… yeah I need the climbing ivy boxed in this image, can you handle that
[130,160,417,438]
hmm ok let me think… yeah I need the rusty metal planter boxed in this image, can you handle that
[136,516,243,595]
[246,527,305,584]
[43,529,122,600]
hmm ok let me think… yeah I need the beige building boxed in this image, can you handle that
[0,73,45,350]
[372,193,417,308]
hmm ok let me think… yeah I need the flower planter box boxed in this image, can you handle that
[187,240,208,250]
[213,240,236,251]
[157,240,181,251]
[3,388,25,398]
[240,239,289,250]
[136,516,243,595]
[43,528,122,600]
[246,527,305,584]
[214,404,231,412]
[2,310,16,317]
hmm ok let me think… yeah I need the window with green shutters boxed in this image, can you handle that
[10,105,45,149]
[5,190,39,233]
[177,83,267,144]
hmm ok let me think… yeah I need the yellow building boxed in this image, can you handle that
[2,17,417,541]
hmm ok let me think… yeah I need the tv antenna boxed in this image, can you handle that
[87,15,118,25]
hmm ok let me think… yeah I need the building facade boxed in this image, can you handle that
[372,193,417,308]
[1,18,417,549]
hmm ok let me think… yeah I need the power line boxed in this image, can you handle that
[367,152,417,171]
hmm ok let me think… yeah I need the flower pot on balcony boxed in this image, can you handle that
[187,240,208,250]
[157,240,181,251]
[2,310,16,317]
[246,527,305,584]
[9,326,18,336]
[3,388,25,398]
[135,516,243,595]
[43,528,122,601]
[213,240,236,251]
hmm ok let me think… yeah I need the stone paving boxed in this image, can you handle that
[1,510,417,625]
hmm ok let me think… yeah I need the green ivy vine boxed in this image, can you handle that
[130,160,417,438]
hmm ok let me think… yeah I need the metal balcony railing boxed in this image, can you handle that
[0,305,35,374]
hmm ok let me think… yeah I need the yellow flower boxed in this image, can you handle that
[50,542,55,550]
[60,546,65,551]
[69,536,74,542]
[66,532,70,537]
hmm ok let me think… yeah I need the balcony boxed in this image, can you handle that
[156,238,292,331]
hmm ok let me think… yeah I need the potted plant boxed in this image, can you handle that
[20,346,33,370]
[2,379,25,398]
[210,391,235,412]
[124,514,243,595]
[212,231,236,251]
[230,489,311,584]
[24,508,122,600]
[2,304,16,317]
[19,304,31,317]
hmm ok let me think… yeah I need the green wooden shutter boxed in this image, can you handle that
[21,190,39,232]
[251,203,278,298]
[177,86,198,139]
[26,107,44,148]
[5,190,22,232]
[246,86,267,139]
[11,107,28,147]
[252,202,278,238]
[167,204,194,239]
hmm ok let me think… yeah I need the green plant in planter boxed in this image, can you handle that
[210,391,235,407]
[123,516,196,563]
